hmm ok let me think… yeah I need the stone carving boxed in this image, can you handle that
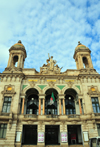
[87,85,100,96]
[4,67,22,73]
[40,54,63,74]
[67,81,74,88]
[48,81,55,88]
[29,81,35,87]
[80,68,97,74]
[1,84,16,96]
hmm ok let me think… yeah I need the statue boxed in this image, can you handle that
[40,54,62,74]
[47,54,57,70]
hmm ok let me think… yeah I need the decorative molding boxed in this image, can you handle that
[87,85,100,96]
[37,85,47,90]
[48,81,55,88]
[1,84,16,96]
[75,85,80,90]
[57,85,66,90]
[67,81,74,88]
[22,85,27,90]
[47,79,56,82]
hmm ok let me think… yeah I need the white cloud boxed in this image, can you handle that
[0,0,100,73]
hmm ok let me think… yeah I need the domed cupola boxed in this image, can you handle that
[73,41,93,70]
[6,40,27,70]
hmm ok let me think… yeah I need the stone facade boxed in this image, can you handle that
[0,40,100,147]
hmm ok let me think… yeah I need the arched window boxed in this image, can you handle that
[65,88,77,115]
[45,88,58,115]
[13,55,18,67]
[82,57,89,68]
[25,88,39,115]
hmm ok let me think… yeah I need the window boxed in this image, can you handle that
[2,97,12,113]
[0,124,7,138]
[97,124,100,136]
[65,97,76,115]
[91,97,100,113]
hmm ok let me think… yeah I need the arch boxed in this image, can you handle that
[22,85,41,95]
[45,88,58,115]
[62,85,80,95]
[64,88,77,115]
[82,56,89,68]
[43,85,60,94]
[13,55,19,67]
[25,88,39,115]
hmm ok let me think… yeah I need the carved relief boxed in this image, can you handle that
[87,85,100,96]
[48,81,55,88]
[40,54,63,74]
[80,68,97,74]
[1,84,16,96]
[67,81,74,88]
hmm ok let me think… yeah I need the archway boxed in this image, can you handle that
[45,88,58,115]
[64,88,77,115]
[25,88,39,114]
[82,56,89,68]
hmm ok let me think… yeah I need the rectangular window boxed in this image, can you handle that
[2,97,12,113]
[91,97,100,113]
[0,124,7,138]
[97,124,100,136]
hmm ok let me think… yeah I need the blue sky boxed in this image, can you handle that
[0,0,100,73]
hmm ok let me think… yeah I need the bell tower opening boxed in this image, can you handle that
[13,55,18,67]
[82,57,89,68]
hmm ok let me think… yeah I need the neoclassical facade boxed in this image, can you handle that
[0,41,100,147]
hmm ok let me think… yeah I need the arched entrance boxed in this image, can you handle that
[64,88,77,115]
[25,88,39,114]
[45,88,58,115]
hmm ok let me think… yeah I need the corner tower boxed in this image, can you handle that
[4,40,27,72]
[73,41,93,70]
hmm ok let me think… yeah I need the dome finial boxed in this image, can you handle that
[78,41,82,45]
[18,40,22,43]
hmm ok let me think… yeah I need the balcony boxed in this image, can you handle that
[68,114,80,118]
[94,113,100,116]
[46,114,58,118]
[24,114,37,118]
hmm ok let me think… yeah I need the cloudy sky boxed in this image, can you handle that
[0,0,100,73]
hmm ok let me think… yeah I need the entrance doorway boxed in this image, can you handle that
[45,125,60,145]
[67,125,83,145]
[22,125,37,145]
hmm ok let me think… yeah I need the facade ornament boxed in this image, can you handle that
[40,54,63,74]
[67,81,74,88]
[29,81,35,87]
[87,85,100,96]
[1,84,16,96]
[48,81,55,88]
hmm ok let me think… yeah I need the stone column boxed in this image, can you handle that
[79,55,84,69]
[21,56,23,68]
[87,56,93,68]
[18,54,21,68]
[59,99,61,115]
[7,54,13,67]
[21,98,25,114]
[79,99,82,114]
[43,99,45,115]
[63,99,65,115]
[58,94,65,115]
[38,94,45,115]
[39,99,41,115]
